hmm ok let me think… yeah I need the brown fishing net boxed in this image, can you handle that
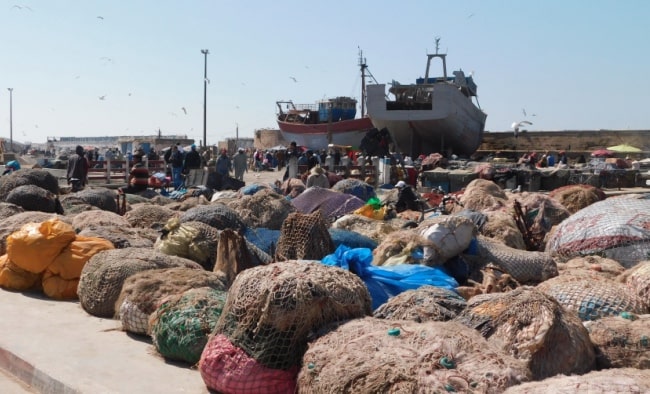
[536,274,648,321]
[373,286,467,322]
[584,314,650,369]
[115,267,227,335]
[274,211,335,261]
[620,261,650,310]
[558,255,626,280]
[459,179,508,212]
[0,168,59,200]
[331,214,404,243]
[213,260,371,370]
[225,188,295,230]
[77,247,202,318]
[77,225,157,249]
[503,367,650,393]
[481,211,526,250]
[124,203,178,230]
[0,202,24,221]
[71,210,131,232]
[454,287,596,380]
[548,184,605,214]
[154,219,221,270]
[372,229,432,266]
[297,317,530,393]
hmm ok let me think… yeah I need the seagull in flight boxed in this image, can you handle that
[97,16,104,20]
[511,120,532,135]
[11,5,33,11]
[99,95,106,100]
[522,108,527,117]
[181,107,187,115]
[289,76,298,83]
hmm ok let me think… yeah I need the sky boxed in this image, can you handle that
[1,0,649,146]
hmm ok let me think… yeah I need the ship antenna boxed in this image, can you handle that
[434,37,441,54]
[358,47,367,117]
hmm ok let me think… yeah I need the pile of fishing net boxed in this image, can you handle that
[0,218,114,299]
[199,260,371,392]
[243,227,280,256]
[503,368,650,393]
[149,287,228,365]
[291,187,366,222]
[480,210,526,249]
[77,247,202,318]
[274,211,334,261]
[297,317,530,393]
[124,203,177,230]
[115,267,227,335]
[546,195,650,267]
[154,219,221,270]
[373,286,467,322]
[0,202,24,221]
[330,178,376,202]
[557,255,625,280]
[239,182,272,196]
[71,210,131,232]
[59,195,98,215]
[74,187,119,212]
[225,188,294,230]
[372,228,431,266]
[548,184,606,214]
[5,184,62,213]
[463,236,558,284]
[331,214,404,243]
[454,287,596,379]
[77,225,157,249]
[458,179,508,212]
[0,168,59,200]
[0,212,65,254]
[621,261,650,310]
[179,203,245,234]
[584,314,650,369]
[536,273,648,321]
[511,192,571,248]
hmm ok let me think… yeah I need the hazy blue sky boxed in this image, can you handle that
[1,0,649,146]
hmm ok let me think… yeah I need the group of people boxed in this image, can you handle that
[518,150,568,169]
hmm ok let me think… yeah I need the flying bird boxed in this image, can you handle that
[289,76,298,83]
[181,107,187,115]
[97,16,104,20]
[99,95,106,100]
[11,5,32,11]
[511,120,532,135]
[522,108,527,117]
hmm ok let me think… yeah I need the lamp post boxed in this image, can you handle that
[7,88,13,152]
[201,49,209,148]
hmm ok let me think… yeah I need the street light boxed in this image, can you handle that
[201,49,209,148]
[7,88,13,152]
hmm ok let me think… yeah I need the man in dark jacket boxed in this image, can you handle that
[66,145,89,191]
[184,144,202,170]
[395,180,422,213]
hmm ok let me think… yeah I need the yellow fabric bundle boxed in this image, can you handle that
[0,254,41,291]
[6,219,76,274]
[353,204,387,220]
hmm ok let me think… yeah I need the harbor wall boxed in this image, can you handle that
[477,129,649,158]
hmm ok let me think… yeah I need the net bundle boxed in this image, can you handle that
[479,210,526,250]
[59,195,97,216]
[330,178,376,202]
[0,168,59,200]
[0,202,24,221]
[213,260,371,370]
[124,203,178,230]
[77,247,202,318]
[116,267,227,335]
[155,219,221,270]
[0,212,66,255]
[179,203,245,234]
[71,210,131,232]
[225,188,295,230]
[78,225,156,249]
[372,228,432,266]
[331,214,404,244]
[536,273,648,321]
[584,314,650,369]
[454,287,596,380]
[291,187,366,222]
[74,187,119,212]
[5,184,61,213]
[274,211,335,262]
[297,317,530,393]
[373,285,467,322]
[503,367,650,393]
[548,184,606,214]
[150,287,227,365]
[557,255,626,280]
[620,260,650,310]
[328,228,377,250]
[458,179,508,212]
[545,195,650,267]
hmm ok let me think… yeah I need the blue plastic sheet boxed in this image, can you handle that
[321,245,458,310]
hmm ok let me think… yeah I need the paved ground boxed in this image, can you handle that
[0,289,208,394]
[0,368,35,393]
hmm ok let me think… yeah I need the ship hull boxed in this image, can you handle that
[277,117,374,149]
[366,84,486,157]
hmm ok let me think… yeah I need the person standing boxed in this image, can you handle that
[284,141,300,180]
[215,149,232,177]
[170,145,185,188]
[232,148,248,181]
[66,145,89,191]
[184,144,202,170]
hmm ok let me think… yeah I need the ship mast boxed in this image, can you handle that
[358,48,367,118]
[424,37,447,81]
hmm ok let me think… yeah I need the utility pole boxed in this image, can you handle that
[7,88,13,151]
[201,49,209,148]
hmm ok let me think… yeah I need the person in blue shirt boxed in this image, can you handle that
[2,160,20,175]
[215,149,232,177]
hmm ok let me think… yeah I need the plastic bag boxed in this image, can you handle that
[321,245,458,310]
